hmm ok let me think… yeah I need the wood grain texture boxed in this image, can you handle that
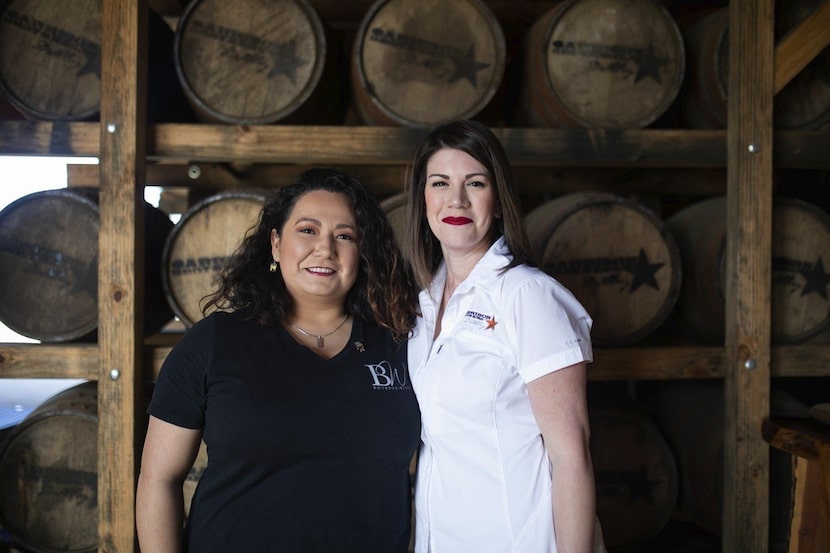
[2,122,830,168]
[774,0,830,94]
[723,1,775,552]
[98,0,147,551]
[0,344,97,379]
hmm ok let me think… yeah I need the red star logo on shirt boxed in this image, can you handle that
[486,317,497,330]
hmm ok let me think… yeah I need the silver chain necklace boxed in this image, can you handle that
[289,314,349,348]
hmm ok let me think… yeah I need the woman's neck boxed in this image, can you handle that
[442,248,486,299]
[289,304,348,329]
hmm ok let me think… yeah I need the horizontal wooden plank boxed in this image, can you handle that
[0,121,100,156]
[141,343,830,381]
[0,341,826,381]
[148,125,731,166]
[591,346,726,380]
[0,344,98,379]
[149,0,558,28]
[2,122,830,168]
[70,162,727,198]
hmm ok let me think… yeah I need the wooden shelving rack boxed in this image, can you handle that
[1,0,829,551]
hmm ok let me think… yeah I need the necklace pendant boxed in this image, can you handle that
[316,336,324,348]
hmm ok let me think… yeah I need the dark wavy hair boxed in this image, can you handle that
[203,168,418,341]
[405,119,533,289]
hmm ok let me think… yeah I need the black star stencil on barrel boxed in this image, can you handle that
[799,257,830,300]
[449,45,491,87]
[625,248,665,292]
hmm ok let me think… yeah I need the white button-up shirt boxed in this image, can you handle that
[409,238,593,553]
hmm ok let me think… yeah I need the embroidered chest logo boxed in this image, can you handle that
[365,360,410,390]
[465,310,497,330]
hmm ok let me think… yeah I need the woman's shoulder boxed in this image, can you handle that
[187,309,264,337]
[355,317,407,354]
[498,262,555,288]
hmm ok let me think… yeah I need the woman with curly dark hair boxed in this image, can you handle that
[137,168,420,553]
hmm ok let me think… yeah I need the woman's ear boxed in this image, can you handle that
[270,228,280,262]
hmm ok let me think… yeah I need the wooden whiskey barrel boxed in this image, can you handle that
[648,381,808,542]
[174,0,345,124]
[379,192,408,252]
[590,403,678,549]
[0,0,185,121]
[515,0,685,129]
[0,188,174,342]
[666,196,830,344]
[351,0,505,127]
[162,191,268,327]
[524,193,682,346]
[682,2,830,130]
[679,7,729,129]
[0,382,98,553]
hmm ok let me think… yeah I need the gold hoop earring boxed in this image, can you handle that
[269,261,278,273]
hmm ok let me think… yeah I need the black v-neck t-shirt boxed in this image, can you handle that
[149,311,421,553]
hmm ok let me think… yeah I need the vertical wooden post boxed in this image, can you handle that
[99,0,147,551]
[723,1,774,552]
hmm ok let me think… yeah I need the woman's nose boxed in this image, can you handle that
[449,185,469,207]
[315,235,335,256]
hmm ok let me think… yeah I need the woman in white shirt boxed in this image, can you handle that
[405,119,603,553]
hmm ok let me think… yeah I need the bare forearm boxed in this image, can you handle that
[136,475,186,553]
[551,455,596,553]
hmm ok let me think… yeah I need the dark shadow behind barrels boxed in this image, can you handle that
[514,0,685,129]
[648,380,810,552]
[350,0,505,127]
[525,192,682,346]
[0,382,98,553]
[666,196,830,344]
[173,0,347,125]
[0,187,174,342]
[0,0,190,122]
[162,191,268,328]
[590,402,679,549]
[379,192,408,255]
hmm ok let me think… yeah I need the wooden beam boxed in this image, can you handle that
[0,344,98,379]
[774,0,830,94]
[98,0,147,551]
[723,0,774,551]
[3,123,830,168]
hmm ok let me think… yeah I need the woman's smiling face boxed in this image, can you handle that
[270,190,360,306]
[424,147,499,261]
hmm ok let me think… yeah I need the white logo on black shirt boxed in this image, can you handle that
[365,360,409,390]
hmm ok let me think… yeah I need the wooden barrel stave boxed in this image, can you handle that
[0,0,187,122]
[0,187,173,342]
[162,190,268,327]
[174,0,345,125]
[666,196,830,344]
[681,1,830,130]
[515,0,685,129]
[0,382,98,553]
[525,192,682,346]
[351,0,505,127]
[590,402,679,549]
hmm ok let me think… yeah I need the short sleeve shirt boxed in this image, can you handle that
[149,311,420,553]
[408,238,593,553]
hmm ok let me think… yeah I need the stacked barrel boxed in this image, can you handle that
[1,1,829,552]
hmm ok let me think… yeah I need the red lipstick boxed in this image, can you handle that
[443,216,472,225]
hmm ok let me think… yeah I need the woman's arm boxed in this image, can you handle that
[136,416,202,553]
[527,362,597,553]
